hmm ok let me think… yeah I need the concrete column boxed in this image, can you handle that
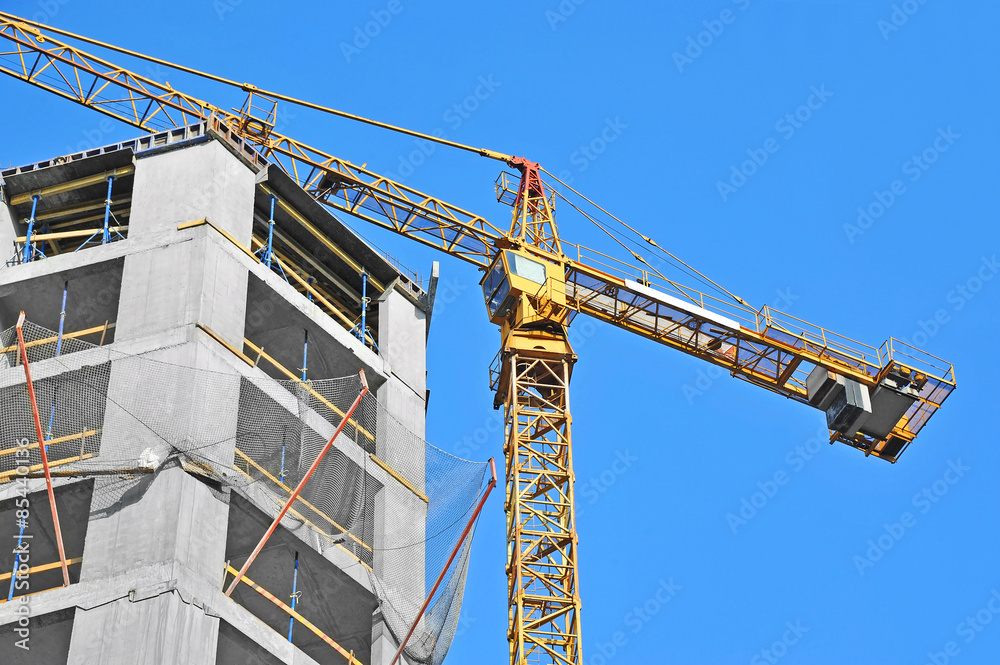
[127,139,255,244]
[377,284,428,482]
[372,284,428,665]
[376,285,427,437]
[0,201,17,266]
[372,609,413,665]
[67,469,225,663]
[67,141,257,665]
[115,140,254,347]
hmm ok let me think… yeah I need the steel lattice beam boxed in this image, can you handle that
[505,354,581,665]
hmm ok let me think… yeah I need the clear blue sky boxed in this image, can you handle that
[2,1,998,663]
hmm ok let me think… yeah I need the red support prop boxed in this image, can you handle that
[390,457,498,665]
[225,370,370,597]
[15,312,71,587]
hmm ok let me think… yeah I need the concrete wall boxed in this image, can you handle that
[0,202,15,265]
[68,469,225,664]
[0,134,432,665]
[128,140,254,244]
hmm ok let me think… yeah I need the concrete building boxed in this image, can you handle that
[0,121,442,664]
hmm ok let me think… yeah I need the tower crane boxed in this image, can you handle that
[0,13,956,665]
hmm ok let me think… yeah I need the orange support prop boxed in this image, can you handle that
[390,457,498,665]
[225,370,369,597]
[15,312,71,587]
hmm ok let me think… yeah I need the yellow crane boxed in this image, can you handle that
[0,13,956,665]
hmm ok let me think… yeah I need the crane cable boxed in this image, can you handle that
[542,167,750,308]
[553,191,672,281]
[1,10,747,309]
[0,11,512,163]
[553,190,730,302]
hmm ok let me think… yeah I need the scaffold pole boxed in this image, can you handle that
[224,370,369,597]
[15,312,71,587]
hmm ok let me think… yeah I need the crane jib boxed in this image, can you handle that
[0,12,958,665]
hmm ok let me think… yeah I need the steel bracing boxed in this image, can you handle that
[0,14,506,267]
[0,14,955,464]
[0,12,959,665]
[504,353,581,665]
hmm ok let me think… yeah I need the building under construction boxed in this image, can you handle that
[0,12,960,665]
[0,121,492,665]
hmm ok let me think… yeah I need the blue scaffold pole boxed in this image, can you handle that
[55,282,67,357]
[359,271,368,345]
[302,329,309,382]
[264,195,276,268]
[22,195,39,264]
[7,520,25,602]
[44,282,69,452]
[288,551,300,642]
[102,176,115,245]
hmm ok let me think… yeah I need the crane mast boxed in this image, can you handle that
[489,158,581,663]
[0,13,957,665]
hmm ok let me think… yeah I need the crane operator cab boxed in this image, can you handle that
[481,248,577,408]
[481,249,568,327]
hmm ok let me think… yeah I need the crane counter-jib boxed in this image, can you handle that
[0,10,959,664]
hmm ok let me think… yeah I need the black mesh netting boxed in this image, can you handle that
[0,320,490,664]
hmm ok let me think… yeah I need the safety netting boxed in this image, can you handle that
[0,320,490,665]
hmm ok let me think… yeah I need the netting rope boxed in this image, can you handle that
[0,320,490,664]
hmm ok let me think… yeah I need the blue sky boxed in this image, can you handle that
[2,1,998,663]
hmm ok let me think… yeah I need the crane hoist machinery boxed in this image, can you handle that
[0,13,956,665]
